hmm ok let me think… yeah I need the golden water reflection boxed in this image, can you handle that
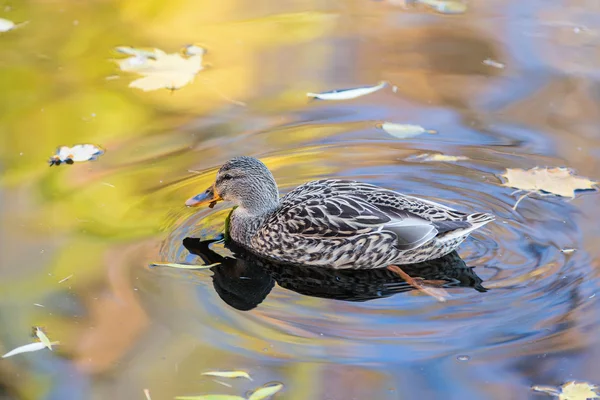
[1,0,600,399]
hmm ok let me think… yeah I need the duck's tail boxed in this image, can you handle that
[466,212,495,227]
[438,212,495,242]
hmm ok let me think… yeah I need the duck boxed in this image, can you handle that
[185,156,494,270]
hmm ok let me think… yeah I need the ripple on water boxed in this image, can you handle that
[150,127,594,365]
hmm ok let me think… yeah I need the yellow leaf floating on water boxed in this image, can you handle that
[175,396,245,400]
[150,262,220,269]
[377,123,437,139]
[532,381,600,400]
[201,371,253,381]
[115,46,205,92]
[35,328,53,350]
[248,383,284,400]
[411,153,469,162]
[499,167,598,199]
[2,341,60,358]
[559,382,600,400]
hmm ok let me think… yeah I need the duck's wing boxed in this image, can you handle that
[266,180,493,249]
[262,180,440,251]
[331,180,495,236]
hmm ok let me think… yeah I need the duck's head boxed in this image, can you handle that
[185,156,279,213]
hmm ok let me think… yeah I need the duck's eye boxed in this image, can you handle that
[222,174,233,181]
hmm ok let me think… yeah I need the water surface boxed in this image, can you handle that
[1,0,599,399]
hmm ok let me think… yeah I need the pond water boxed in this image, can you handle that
[1,0,600,399]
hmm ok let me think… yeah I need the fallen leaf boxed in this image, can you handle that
[35,328,53,350]
[202,371,253,381]
[410,153,468,162]
[2,341,60,358]
[115,46,204,91]
[175,396,245,400]
[248,383,284,400]
[377,123,436,139]
[144,389,151,400]
[48,144,104,166]
[482,58,505,69]
[150,262,221,269]
[416,0,467,14]
[559,381,600,400]
[307,81,387,100]
[388,265,448,302]
[499,167,598,198]
[0,17,15,32]
[532,381,600,400]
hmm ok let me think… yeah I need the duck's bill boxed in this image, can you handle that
[185,186,222,208]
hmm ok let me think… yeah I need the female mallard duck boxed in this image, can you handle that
[186,156,494,269]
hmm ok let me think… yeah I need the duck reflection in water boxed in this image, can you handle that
[182,236,488,311]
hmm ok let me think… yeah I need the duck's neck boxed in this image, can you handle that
[228,172,279,246]
[229,204,277,246]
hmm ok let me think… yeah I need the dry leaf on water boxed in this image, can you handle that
[500,167,597,198]
[35,328,53,350]
[2,341,60,358]
[409,153,469,162]
[482,58,505,69]
[558,382,600,400]
[377,123,436,139]
[248,383,284,400]
[532,381,600,400]
[202,371,253,381]
[307,81,387,100]
[150,262,220,269]
[115,47,204,91]
[48,144,104,166]
[499,167,598,209]
[0,17,15,32]
[0,18,28,32]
